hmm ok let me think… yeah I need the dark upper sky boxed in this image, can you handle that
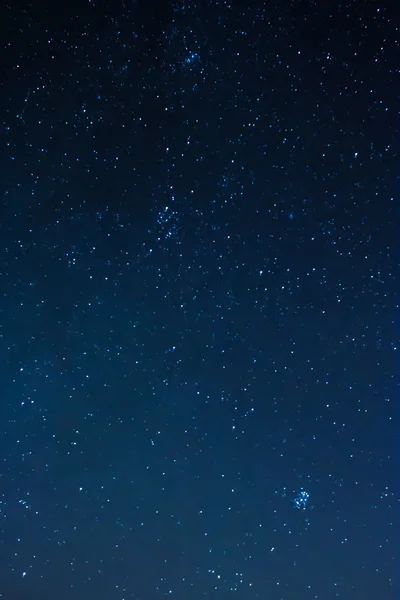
[0,1,397,599]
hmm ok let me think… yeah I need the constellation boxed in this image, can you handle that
[292,489,310,510]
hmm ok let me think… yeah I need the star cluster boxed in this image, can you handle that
[0,1,397,599]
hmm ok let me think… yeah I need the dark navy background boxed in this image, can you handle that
[0,1,397,599]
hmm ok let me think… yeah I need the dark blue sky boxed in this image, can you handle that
[0,1,397,599]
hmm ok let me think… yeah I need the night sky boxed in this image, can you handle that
[0,1,398,599]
